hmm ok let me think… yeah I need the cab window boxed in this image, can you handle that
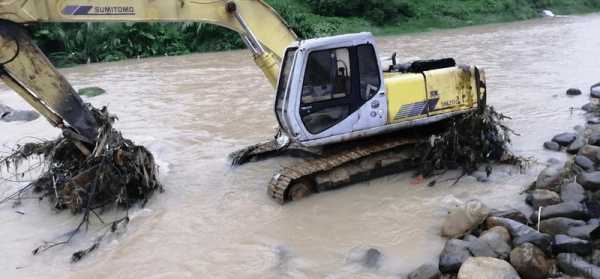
[357,44,381,100]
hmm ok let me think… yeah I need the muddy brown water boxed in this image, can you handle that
[2,14,600,278]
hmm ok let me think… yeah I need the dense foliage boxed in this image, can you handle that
[26,0,600,67]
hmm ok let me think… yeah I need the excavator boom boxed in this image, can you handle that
[0,0,297,140]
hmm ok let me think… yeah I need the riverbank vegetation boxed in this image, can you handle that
[27,0,600,67]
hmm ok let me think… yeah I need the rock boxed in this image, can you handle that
[478,228,512,259]
[567,137,586,154]
[591,132,600,146]
[588,249,600,266]
[539,217,586,235]
[530,202,589,221]
[553,133,577,147]
[78,86,106,97]
[486,217,552,252]
[481,226,511,243]
[589,117,600,125]
[582,103,596,113]
[0,104,39,122]
[567,224,599,240]
[591,83,600,98]
[553,234,593,255]
[544,141,561,151]
[577,172,600,191]
[457,257,519,279]
[575,156,595,172]
[347,247,382,268]
[465,236,497,258]
[408,264,441,279]
[556,253,600,278]
[547,158,563,165]
[439,239,471,274]
[536,166,562,190]
[526,189,561,208]
[441,200,490,238]
[490,209,529,225]
[578,145,600,163]
[567,88,582,96]
[561,183,586,203]
[510,243,552,279]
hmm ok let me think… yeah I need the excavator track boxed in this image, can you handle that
[267,136,418,204]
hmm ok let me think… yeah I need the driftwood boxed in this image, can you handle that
[1,106,162,262]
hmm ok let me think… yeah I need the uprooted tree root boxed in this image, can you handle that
[0,106,162,262]
[414,106,526,181]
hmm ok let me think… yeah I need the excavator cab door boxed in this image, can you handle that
[275,33,387,146]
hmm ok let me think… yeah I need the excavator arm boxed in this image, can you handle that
[0,0,297,140]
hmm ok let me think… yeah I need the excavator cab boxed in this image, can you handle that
[275,33,387,147]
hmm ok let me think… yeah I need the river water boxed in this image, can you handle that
[1,14,600,278]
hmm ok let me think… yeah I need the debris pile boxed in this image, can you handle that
[1,106,162,261]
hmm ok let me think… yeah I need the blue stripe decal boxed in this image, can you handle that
[62,5,78,15]
[74,6,93,15]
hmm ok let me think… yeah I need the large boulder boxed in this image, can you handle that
[590,132,600,146]
[535,166,562,190]
[481,226,511,243]
[439,239,471,274]
[457,257,520,279]
[544,141,561,152]
[552,133,577,147]
[567,137,586,154]
[486,217,552,252]
[0,104,39,122]
[561,183,586,203]
[576,171,600,191]
[582,102,596,113]
[407,264,441,279]
[556,253,600,278]
[568,224,599,240]
[538,217,586,235]
[575,155,595,172]
[530,202,589,221]
[526,189,561,208]
[553,234,592,255]
[578,145,600,163]
[464,235,498,258]
[591,83,600,98]
[567,88,582,96]
[489,209,529,225]
[510,243,552,279]
[477,228,512,259]
[441,200,490,238]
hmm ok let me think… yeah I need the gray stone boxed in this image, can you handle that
[465,236,497,258]
[553,133,577,147]
[0,104,39,122]
[539,217,586,235]
[582,102,596,112]
[544,141,561,151]
[553,234,593,256]
[408,264,441,279]
[591,83,600,98]
[536,166,563,190]
[567,88,582,96]
[490,209,529,225]
[530,202,589,221]
[510,243,552,279]
[457,257,519,279]
[347,247,382,268]
[587,249,600,266]
[526,189,561,208]
[478,228,512,259]
[439,239,471,274]
[590,132,600,146]
[556,253,600,278]
[567,224,599,240]
[561,183,586,203]
[578,145,600,163]
[568,137,587,154]
[588,117,600,125]
[577,171,600,191]
[575,156,595,172]
[486,217,552,252]
[441,200,490,238]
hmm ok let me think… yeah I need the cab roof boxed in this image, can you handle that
[288,32,375,51]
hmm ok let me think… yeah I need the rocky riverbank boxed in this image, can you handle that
[402,83,600,279]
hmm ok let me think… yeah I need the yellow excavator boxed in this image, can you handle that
[0,0,486,203]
